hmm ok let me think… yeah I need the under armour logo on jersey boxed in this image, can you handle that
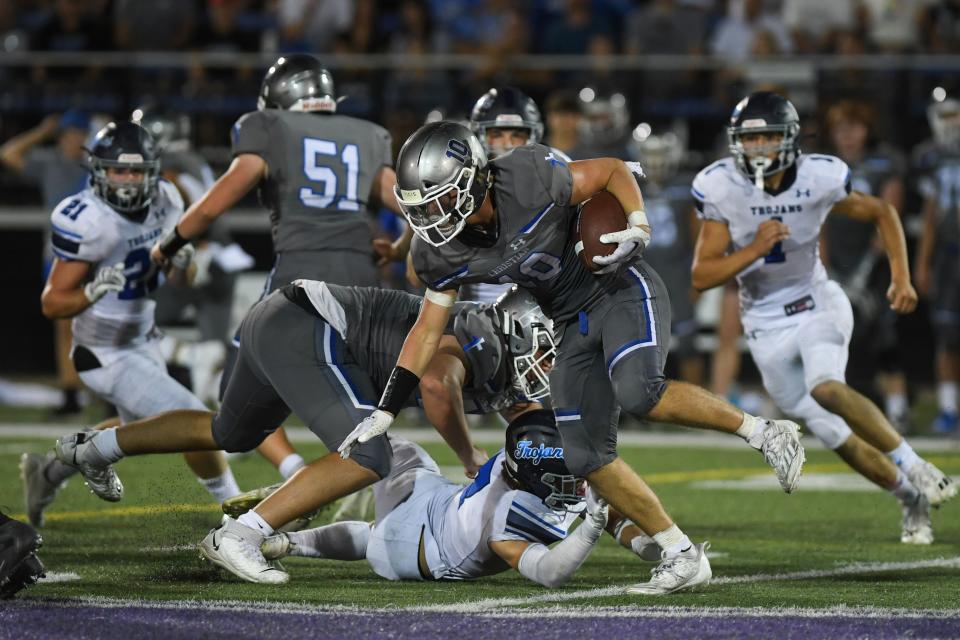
[515,440,564,464]
[509,237,528,251]
[544,152,566,167]
[795,188,811,198]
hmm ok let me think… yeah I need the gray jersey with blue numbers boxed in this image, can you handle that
[412,144,620,324]
[49,181,182,347]
[914,140,960,253]
[296,281,518,411]
[232,109,392,253]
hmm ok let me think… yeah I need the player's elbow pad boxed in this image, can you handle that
[516,525,597,588]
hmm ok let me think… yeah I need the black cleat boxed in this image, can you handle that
[0,514,46,599]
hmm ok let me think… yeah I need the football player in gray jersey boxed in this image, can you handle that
[632,129,704,384]
[339,120,806,595]
[149,54,405,480]
[914,90,960,434]
[692,91,954,543]
[53,283,556,584]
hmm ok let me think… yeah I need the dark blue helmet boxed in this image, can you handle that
[728,91,801,183]
[88,121,160,215]
[504,409,584,511]
[470,86,544,158]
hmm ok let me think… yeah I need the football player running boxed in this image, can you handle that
[913,89,960,434]
[259,418,682,589]
[149,54,405,485]
[691,91,955,544]
[53,283,555,583]
[24,122,241,527]
[338,120,806,595]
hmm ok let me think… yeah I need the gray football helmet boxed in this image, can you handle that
[495,285,555,401]
[394,121,489,247]
[131,104,191,152]
[631,129,683,185]
[258,54,337,113]
[928,88,960,150]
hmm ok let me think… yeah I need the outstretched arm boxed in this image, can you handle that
[831,191,917,313]
[152,154,265,265]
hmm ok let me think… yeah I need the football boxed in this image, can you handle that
[575,191,628,272]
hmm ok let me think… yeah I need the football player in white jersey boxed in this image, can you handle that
[691,91,956,544]
[22,122,241,526]
[259,414,695,590]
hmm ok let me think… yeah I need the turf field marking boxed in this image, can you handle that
[9,502,220,523]
[37,572,81,584]
[416,556,960,612]
[11,597,960,620]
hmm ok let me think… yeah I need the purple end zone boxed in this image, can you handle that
[2,603,959,640]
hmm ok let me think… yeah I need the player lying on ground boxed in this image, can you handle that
[258,419,706,592]
[52,282,559,582]
[338,121,805,595]
[25,121,241,528]
[691,91,956,544]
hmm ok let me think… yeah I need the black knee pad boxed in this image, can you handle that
[348,434,393,479]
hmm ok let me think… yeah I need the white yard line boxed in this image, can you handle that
[3,423,960,451]
[12,596,960,621]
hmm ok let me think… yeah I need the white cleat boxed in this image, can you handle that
[54,432,123,502]
[19,453,65,528]
[749,419,805,493]
[199,516,289,584]
[901,495,933,545]
[261,532,294,560]
[904,461,956,508]
[626,542,712,595]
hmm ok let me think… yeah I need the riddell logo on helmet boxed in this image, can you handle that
[515,440,564,464]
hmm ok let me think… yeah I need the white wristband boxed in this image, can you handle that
[628,210,648,228]
[425,288,456,307]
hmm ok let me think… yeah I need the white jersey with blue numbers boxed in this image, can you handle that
[692,154,851,331]
[49,181,183,347]
[429,451,582,580]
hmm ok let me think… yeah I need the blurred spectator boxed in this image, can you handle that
[543,89,582,159]
[857,0,929,53]
[0,109,92,416]
[821,99,911,430]
[279,0,353,52]
[193,0,261,53]
[114,0,194,51]
[0,2,29,53]
[623,0,707,55]
[385,0,443,53]
[781,0,856,53]
[709,0,792,62]
[541,0,614,56]
[30,0,111,51]
[921,0,960,53]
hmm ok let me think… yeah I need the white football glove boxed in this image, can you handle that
[170,244,195,271]
[582,486,609,542]
[83,263,126,303]
[592,210,651,274]
[338,409,394,460]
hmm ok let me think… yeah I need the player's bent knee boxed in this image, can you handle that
[810,379,845,409]
[211,415,269,453]
[807,415,852,450]
[348,434,393,480]
[615,377,667,419]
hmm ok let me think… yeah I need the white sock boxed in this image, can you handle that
[237,510,275,536]
[735,412,761,441]
[885,392,907,419]
[887,439,921,471]
[198,468,242,503]
[286,521,371,560]
[278,454,306,480]
[87,428,124,465]
[652,524,692,556]
[890,469,920,505]
[937,382,958,414]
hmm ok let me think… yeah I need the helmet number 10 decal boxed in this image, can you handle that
[764,215,786,264]
[446,139,470,164]
[300,137,360,211]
